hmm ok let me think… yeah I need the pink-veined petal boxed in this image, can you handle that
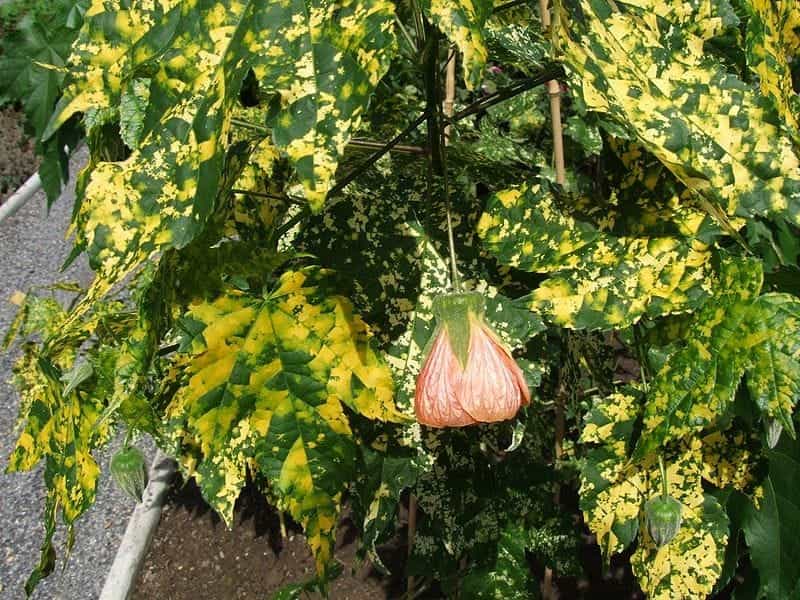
[457,321,529,423]
[414,329,477,427]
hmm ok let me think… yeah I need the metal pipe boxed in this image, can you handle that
[0,172,42,225]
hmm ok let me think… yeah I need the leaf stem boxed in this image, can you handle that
[349,138,426,155]
[394,13,418,54]
[658,454,669,499]
[494,0,531,12]
[230,188,304,204]
[230,117,268,133]
[273,207,310,241]
[632,323,650,392]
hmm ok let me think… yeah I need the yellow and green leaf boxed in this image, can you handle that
[478,183,714,330]
[163,268,403,576]
[560,0,800,226]
[631,469,729,600]
[5,293,119,593]
[421,0,493,89]
[742,0,800,136]
[580,391,731,598]
[47,0,397,310]
[635,256,800,458]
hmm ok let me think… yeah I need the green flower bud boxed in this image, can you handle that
[110,446,149,503]
[645,495,683,547]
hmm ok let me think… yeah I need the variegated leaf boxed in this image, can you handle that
[46,0,397,307]
[163,268,403,576]
[619,0,738,41]
[631,475,729,600]
[478,183,714,330]
[636,256,800,458]
[421,0,493,89]
[485,11,549,75]
[354,446,420,572]
[5,294,121,593]
[580,391,730,598]
[297,161,545,410]
[560,0,800,226]
[699,429,758,491]
[579,392,643,557]
[225,134,283,241]
[742,0,800,136]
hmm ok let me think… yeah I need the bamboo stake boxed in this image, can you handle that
[443,47,457,142]
[538,0,566,185]
[539,1,566,598]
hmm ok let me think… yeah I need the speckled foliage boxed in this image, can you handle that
[6,0,800,596]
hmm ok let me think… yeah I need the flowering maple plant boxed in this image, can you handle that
[2,0,800,597]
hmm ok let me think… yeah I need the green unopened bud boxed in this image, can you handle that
[766,418,783,449]
[645,495,683,547]
[110,446,149,503]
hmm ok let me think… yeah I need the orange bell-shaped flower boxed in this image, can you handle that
[415,292,530,427]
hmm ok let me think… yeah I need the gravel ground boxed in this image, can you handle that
[0,147,154,599]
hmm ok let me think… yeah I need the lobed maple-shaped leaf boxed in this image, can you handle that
[45,0,397,307]
[635,256,800,458]
[162,268,404,576]
[478,183,714,330]
[5,293,124,595]
[560,0,800,226]
[580,391,731,599]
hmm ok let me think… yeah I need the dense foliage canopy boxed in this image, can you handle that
[2,0,800,597]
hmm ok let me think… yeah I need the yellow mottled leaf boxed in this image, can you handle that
[164,267,404,576]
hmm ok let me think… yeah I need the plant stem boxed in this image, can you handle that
[538,0,566,185]
[328,111,429,197]
[541,2,565,597]
[441,45,461,291]
[230,119,426,156]
[349,138,426,155]
[230,188,304,204]
[230,117,268,133]
[407,493,418,600]
[443,47,456,143]
[446,66,563,123]
[658,455,669,499]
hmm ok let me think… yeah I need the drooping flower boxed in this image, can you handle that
[415,292,530,427]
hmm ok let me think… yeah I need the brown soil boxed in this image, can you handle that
[131,476,651,600]
[132,479,410,600]
[0,106,38,202]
